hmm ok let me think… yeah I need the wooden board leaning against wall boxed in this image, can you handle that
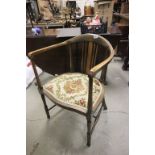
[94,0,114,27]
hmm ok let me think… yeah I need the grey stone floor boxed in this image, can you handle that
[26,58,129,155]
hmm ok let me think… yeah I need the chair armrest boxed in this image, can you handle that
[89,51,114,76]
[28,41,67,58]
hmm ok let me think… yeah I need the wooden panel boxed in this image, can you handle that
[94,0,114,27]
[120,2,129,14]
[32,44,70,74]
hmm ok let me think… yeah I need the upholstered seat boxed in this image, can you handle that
[43,73,104,113]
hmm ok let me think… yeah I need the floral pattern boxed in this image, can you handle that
[43,73,103,111]
[46,85,53,93]
[64,79,84,94]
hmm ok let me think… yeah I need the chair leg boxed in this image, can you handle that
[100,66,108,85]
[87,115,92,147]
[102,98,107,110]
[41,94,50,119]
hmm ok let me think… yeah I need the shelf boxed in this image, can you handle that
[94,0,112,1]
[94,0,112,5]
[113,13,129,20]
[98,2,111,5]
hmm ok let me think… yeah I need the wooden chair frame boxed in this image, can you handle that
[28,34,114,146]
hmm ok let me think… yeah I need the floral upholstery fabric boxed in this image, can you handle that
[43,73,104,113]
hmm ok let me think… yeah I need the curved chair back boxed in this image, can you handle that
[28,33,114,76]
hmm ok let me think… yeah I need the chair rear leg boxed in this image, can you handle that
[102,98,107,110]
[41,94,50,119]
[100,66,108,85]
[87,115,92,147]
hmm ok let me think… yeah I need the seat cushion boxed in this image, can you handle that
[43,73,104,113]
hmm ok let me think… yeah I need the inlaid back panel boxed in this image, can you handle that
[66,36,111,74]
[30,34,112,76]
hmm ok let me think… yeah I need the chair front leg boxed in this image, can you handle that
[41,94,50,119]
[87,114,92,147]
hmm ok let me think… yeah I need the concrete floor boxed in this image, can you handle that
[26,59,129,155]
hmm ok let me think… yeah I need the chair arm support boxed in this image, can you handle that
[88,37,115,76]
[89,53,114,76]
[28,41,67,58]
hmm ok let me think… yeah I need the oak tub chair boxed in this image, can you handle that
[28,33,114,146]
